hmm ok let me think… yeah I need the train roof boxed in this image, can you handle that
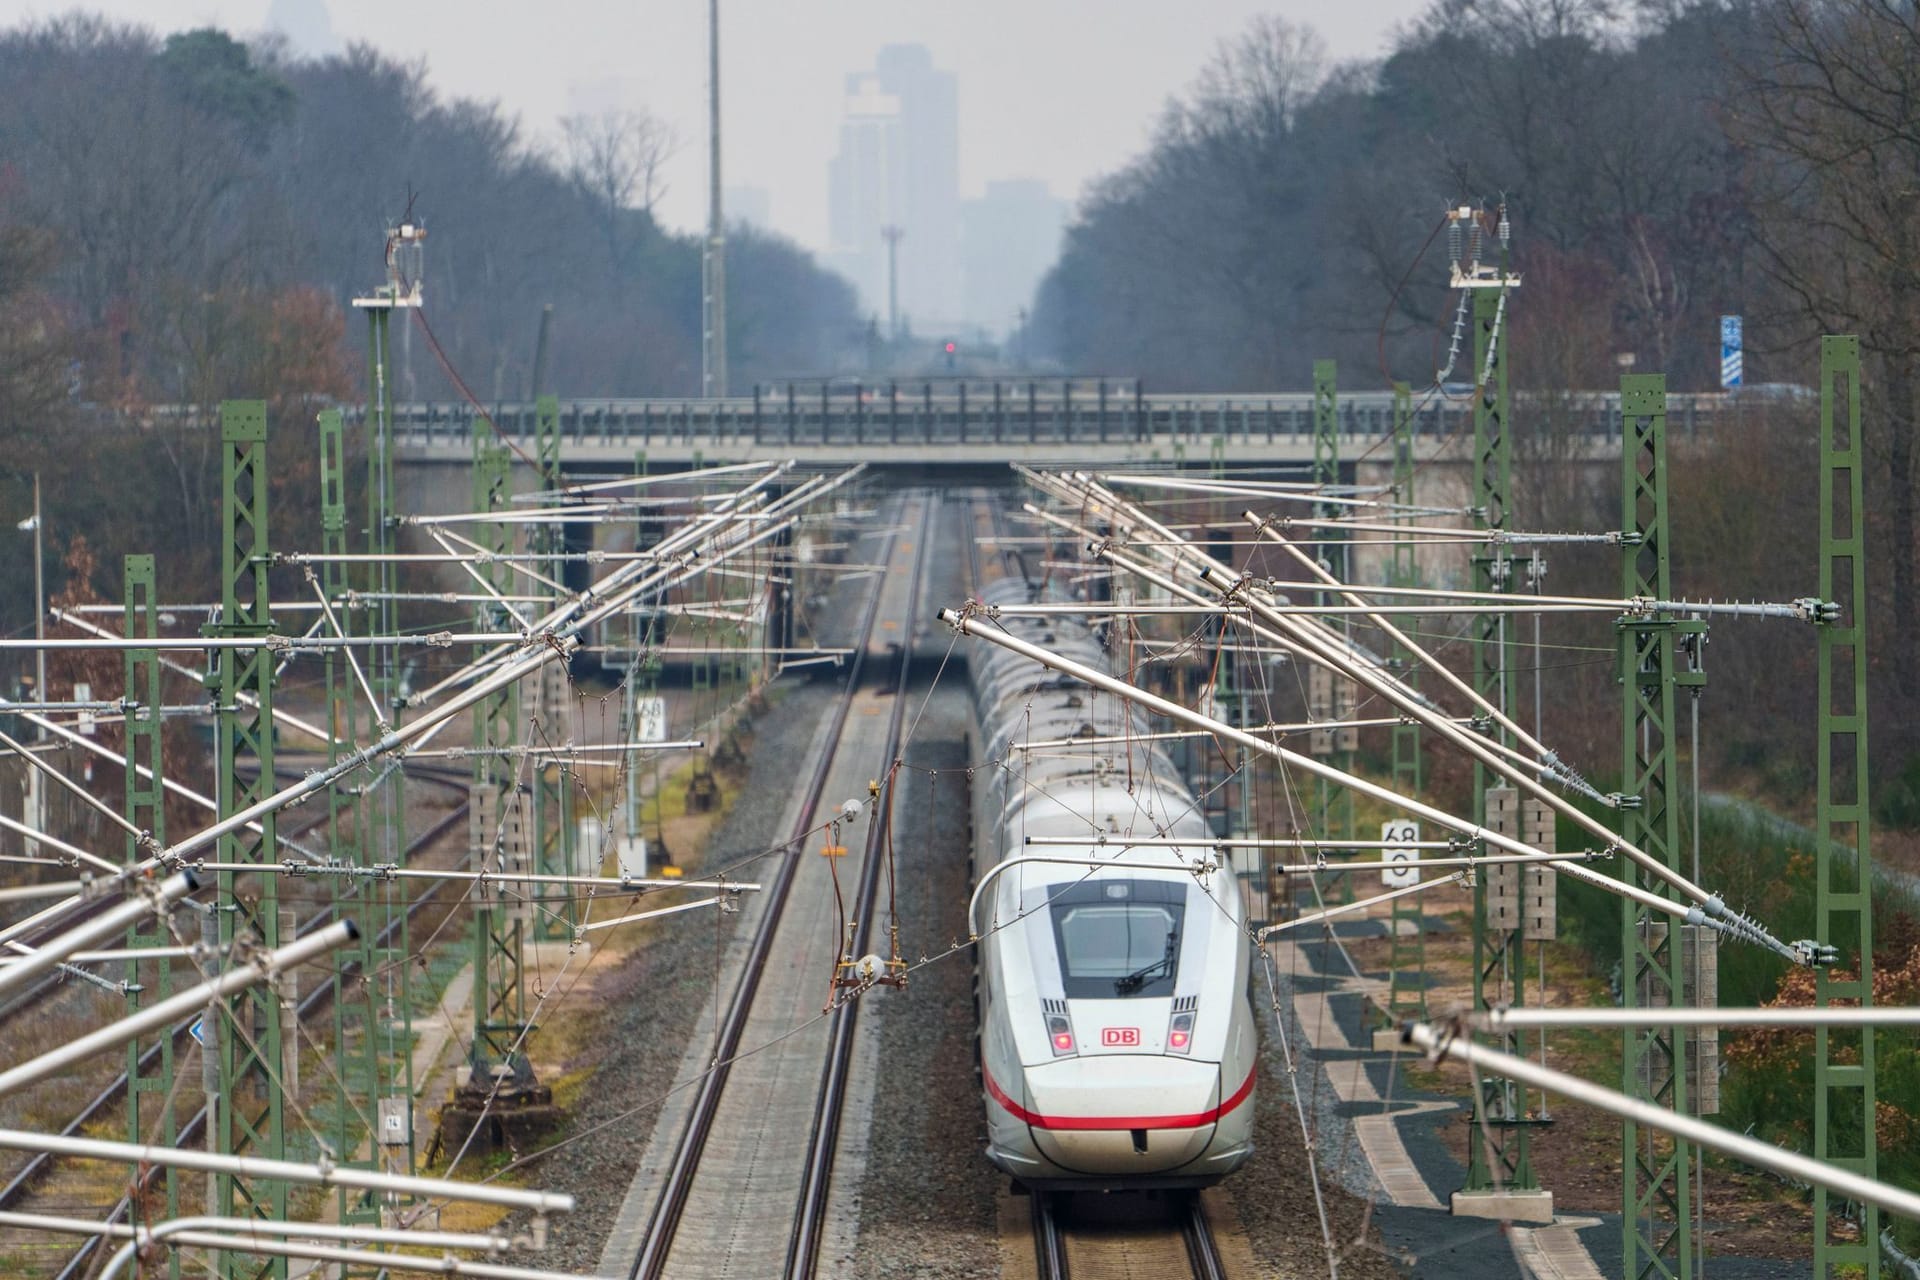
[1000,779,1212,848]
[968,576,1207,827]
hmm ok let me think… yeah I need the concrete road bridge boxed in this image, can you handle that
[381,379,1739,473]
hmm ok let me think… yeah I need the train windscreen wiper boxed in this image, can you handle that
[1113,931,1177,996]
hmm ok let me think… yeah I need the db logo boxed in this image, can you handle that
[1101,1027,1140,1047]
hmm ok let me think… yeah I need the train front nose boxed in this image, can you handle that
[1022,1055,1224,1175]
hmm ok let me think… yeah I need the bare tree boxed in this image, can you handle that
[1730,0,1920,697]
[557,107,677,271]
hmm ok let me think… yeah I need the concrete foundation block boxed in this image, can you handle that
[1450,1188,1555,1223]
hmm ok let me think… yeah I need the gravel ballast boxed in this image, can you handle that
[847,679,1002,1280]
[499,675,837,1272]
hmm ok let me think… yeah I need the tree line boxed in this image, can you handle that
[1036,0,1920,802]
[0,14,863,640]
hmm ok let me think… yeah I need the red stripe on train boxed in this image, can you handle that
[983,1062,1255,1131]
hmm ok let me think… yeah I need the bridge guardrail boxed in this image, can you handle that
[374,385,1729,453]
[132,384,1740,452]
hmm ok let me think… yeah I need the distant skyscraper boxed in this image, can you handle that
[827,44,961,329]
[963,180,1068,337]
[827,75,903,317]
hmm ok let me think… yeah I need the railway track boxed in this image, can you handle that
[1032,1190,1228,1280]
[786,493,935,1279]
[964,486,1021,597]
[0,761,471,1025]
[630,493,932,1280]
[981,486,1234,1280]
[0,766,472,1280]
[0,773,335,1026]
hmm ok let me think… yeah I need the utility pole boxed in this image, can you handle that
[1309,359,1353,901]
[1455,204,1548,1220]
[1618,373,1703,1279]
[318,407,415,1225]
[1813,334,1878,1278]
[882,225,904,344]
[1386,380,1426,1023]
[122,552,178,1279]
[472,422,525,1061]
[208,400,287,1280]
[701,0,728,399]
[530,303,554,400]
[438,416,558,1152]
[23,472,45,852]
[351,223,422,1190]
[531,394,575,941]
[30,472,44,718]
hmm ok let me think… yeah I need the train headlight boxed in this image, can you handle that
[1046,1013,1076,1055]
[1167,1010,1195,1054]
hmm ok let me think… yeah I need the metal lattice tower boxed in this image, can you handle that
[1463,284,1539,1198]
[207,401,287,1278]
[1389,380,1421,793]
[1617,374,1699,1279]
[1814,334,1878,1277]
[362,297,407,898]
[320,408,368,1216]
[364,305,398,622]
[1386,381,1426,1020]
[531,395,575,939]
[1310,359,1353,887]
[623,447,662,879]
[470,421,529,1074]
[122,553,178,1269]
[1312,359,1339,500]
[357,290,418,1199]
[320,408,416,1225]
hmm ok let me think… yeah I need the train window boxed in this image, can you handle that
[1047,879,1185,999]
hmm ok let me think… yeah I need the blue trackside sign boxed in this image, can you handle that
[1721,315,1743,389]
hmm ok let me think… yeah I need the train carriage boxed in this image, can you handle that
[968,578,1257,1190]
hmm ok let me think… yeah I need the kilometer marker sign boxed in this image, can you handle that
[1381,820,1420,887]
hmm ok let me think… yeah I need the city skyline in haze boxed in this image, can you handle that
[827,44,964,331]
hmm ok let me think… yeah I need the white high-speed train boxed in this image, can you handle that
[967,576,1257,1190]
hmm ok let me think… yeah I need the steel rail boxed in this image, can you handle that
[21,792,471,1280]
[629,503,899,1280]
[786,495,934,1279]
[10,471,827,1275]
[1181,1194,1228,1280]
[1031,1191,1222,1280]
[0,794,344,1025]
[1033,1192,1070,1279]
[0,923,358,1098]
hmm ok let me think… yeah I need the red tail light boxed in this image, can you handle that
[1167,1010,1195,1054]
[1046,1013,1075,1056]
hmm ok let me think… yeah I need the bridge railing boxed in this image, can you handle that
[366,385,1730,452]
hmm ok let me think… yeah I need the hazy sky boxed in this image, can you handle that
[0,1,1432,250]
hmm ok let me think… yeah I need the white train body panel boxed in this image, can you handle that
[968,578,1257,1190]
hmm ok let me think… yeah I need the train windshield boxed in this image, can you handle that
[1047,879,1185,999]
